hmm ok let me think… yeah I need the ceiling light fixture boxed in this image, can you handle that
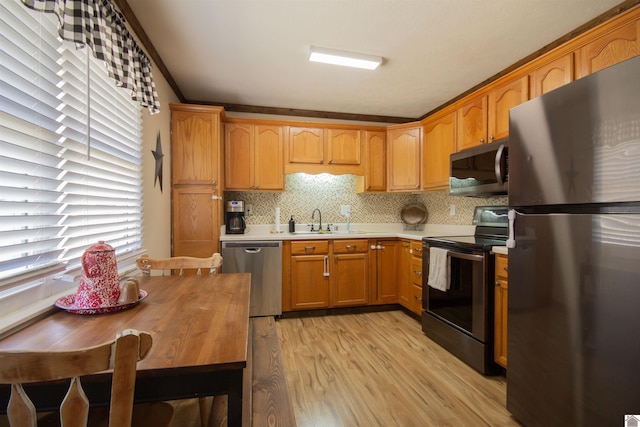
[309,46,382,70]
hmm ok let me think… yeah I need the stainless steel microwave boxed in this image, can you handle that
[449,139,508,197]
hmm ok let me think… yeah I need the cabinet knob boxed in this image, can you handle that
[212,180,217,185]
[489,135,495,140]
[495,281,500,286]
[480,138,485,143]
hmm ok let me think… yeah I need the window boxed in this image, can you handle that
[0,1,143,316]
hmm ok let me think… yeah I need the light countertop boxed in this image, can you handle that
[492,246,508,255]
[220,223,476,242]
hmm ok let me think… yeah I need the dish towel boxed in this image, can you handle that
[427,247,450,292]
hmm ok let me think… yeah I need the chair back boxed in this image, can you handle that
[136,253,223,276]
[0,329,152,427]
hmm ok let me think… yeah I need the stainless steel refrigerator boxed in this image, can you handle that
[507,55,640,426]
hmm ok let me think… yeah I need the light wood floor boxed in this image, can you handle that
[277,309,522,427]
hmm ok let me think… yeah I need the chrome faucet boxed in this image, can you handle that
[311,208,322,231]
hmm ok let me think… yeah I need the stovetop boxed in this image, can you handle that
[422,234,507,251]
[422,206,508,251]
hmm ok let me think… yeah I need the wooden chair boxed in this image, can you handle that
[135,252,223,427]
[0,329,152,427]
[136,253,223,276]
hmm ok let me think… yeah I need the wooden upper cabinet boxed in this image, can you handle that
[387,126,421,191]
[422,111,456,191]
[326,128,361,165]
[225,123,284,191]
[357,131,386,192]
[254,125,285,190]
[224,123,252,189]
[487,75,529,142]
[530,53,574,97]
[576,19,640,78]
[171,109,220,185]
[456,95,487,151]
[288,127,324,164]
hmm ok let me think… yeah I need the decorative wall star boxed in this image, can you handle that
[152,131,164,192]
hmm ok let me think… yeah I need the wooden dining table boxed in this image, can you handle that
[0,272,251,427]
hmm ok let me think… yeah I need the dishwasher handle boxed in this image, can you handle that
[244,248,262,254]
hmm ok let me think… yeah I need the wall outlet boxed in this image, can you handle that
[449,204,456,216]
[246,204,253,216]
[340,205,351,216]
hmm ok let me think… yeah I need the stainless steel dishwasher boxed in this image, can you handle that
[221,241,282,317]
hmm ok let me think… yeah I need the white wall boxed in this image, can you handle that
[137,61,178,258]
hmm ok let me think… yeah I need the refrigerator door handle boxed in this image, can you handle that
[507,209,516,248]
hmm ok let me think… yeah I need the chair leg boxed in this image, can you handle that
[199,397,211,427]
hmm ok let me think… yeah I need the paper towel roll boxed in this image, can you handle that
[275,207,281,232]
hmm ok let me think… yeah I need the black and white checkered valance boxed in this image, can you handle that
[21,0,161,114]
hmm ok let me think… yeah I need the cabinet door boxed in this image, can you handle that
[371,240,399,303]
[172,186,220,257]
[487,76,529,141]
[360,131,386,192]
[387,127,421,191]
[171,110,218,185]
[576,19,640,78]
[422,111,456,190]
[332,253,368,307]
[530,53,574,97]
[494,254,509,368]
[290,255,330,309]
[326,129,361,165]
[224,123,253,190]
[397,241,411,308]
[254,125,284,190]
[457,95,487,151]
[288,127,324,164]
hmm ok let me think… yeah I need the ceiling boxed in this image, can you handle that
[125,0,628,123]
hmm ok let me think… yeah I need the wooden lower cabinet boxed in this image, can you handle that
[285,238,428,312]
[409,254,423,315]
[331,240,369,307]
[370,240,400,304]
[408,241,424,315]
[494,253,509,368]
[290,241,330,310]
[289,239,368,310]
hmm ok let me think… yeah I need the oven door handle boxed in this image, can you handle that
[447,251,484,262]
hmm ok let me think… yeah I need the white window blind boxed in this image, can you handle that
[0,0,142,295]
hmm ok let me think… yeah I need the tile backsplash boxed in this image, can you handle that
[225,173,507,227]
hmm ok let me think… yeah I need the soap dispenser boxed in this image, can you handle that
[288,215,296,233]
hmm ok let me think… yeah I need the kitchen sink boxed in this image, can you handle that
[290,230,370,235]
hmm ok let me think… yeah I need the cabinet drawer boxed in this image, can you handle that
[290,240,329,255]
[410,284,423,315]
[495,254,508,279]
[411,257,423,286]
[410,241,423,258]
[333,239,368,253]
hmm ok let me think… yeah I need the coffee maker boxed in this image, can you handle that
[225,200,246,234]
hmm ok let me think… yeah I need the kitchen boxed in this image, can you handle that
[1,0,640,426]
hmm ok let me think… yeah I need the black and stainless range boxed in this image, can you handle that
[421,206,508,375]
